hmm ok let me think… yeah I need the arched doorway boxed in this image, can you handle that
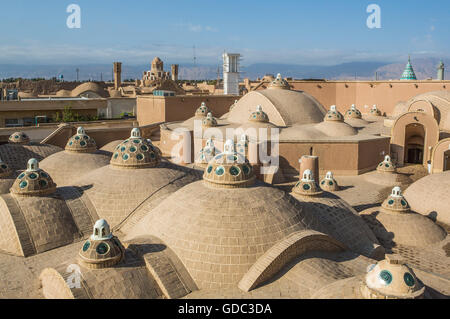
[404,123,425,164]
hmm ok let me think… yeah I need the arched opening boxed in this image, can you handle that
[444,150,450,171]
[404,123,425,164]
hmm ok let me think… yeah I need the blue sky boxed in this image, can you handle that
[0,0,448,65]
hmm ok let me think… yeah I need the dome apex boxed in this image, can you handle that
[0,158,12,178]
[9,132,30,144]
[202,112,218,128]
[268,73,290,90]
[370,104,382,116]
[110,128,162,169]
[65,126,97,153]
[325,105,344,122]
[320,171,339,191]
[293,168,323,196]
[377,155,396,173]
[195,102,210,117]
[249,105,269,123]
[203,139,255,188]
[345,104,362,119]
[10,158,56,196]
[381,187,409,213]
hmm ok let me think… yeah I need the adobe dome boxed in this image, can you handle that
[268,73,290,90]
[0,142,62,172]
[368,105,382,116]
[73,129,200,228]
[248,105,269,123]
[195,138,220,168]
[324,105,344,122]
[403,171,450,227]
[313,120,358,137]
[39,128,110,186]
[345,104,362,119]
[361,255,425,299]
[55,89,71,97]
[110,128,162,169]
[71,82,106,98]
[65,127,97,153]
[363,156,412,187]
[360,187,447,249]
[202,112,218,128]
[9,132,30,144]
[392,101,408,117]
[405,90,450,131]
[79,219,125,269]
[377,155,396,173]
[10,159,56,196]
[195,102,210,117]
[203,140,255,188]
[320,171,339,192]
[226,88,326,127]
[291,173,383,259]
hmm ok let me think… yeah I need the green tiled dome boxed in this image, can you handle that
[400,57,417,80]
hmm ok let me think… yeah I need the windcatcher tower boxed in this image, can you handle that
[113,62,122,90]
[223,52,241,95]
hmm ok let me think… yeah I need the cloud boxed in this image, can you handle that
[430,25,435,31]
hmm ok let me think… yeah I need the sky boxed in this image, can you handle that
[0,0,449,66]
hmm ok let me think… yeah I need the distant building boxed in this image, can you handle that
[437,60,445,80]
[400,56,417,80]
[222,52,240,95]
[143,57,171,81]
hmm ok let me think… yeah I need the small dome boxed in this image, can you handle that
[0,158,12,178]
[345,104,362,119]
[195,139,220,168]
[110,128,161,169]
[236,134,249,156]
[370,105,382,116]
[78,219,124,269]
[324,105,344,122]
[65,127,97,153]
[377,155,396,173]
[381,187,409,213]
[361,254,425,299]
[248,105,269,123]
[203,139,255,188]
[268,73,290,90]
[10,158,56,196]
[195,102,210,117]
[320,171,339,191]
[293,169,323,196]
[9,132,30,144]
[202,112,218,128]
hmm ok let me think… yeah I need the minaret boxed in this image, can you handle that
[400,56,417,80]
[437,60,444,80]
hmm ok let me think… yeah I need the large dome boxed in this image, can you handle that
[226,88,326,126]
[403,171,450,227]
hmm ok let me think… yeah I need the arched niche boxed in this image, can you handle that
[430,138,450,173]
[391,112,439,166]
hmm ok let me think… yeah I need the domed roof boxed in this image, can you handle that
[377,155,396,173]
[292,169,323,196]
[0,158,12,178]
[195,138,220,168]
[202,112,218,128]
[313,120,358,137]
[152,56,162,64]
[361,187,447,248]
[65,127,97,153]
[345,104,362,119]
[403,171,450,226]
[79,219,124,269]
[361,255,424,299]
[0,143,62,173]
[126,179,310,289]
[320,171,339,192]
[10,159,56,196]
[203,140,255,188]
[400,57,417,81]
[406,90,450,131]
[369,105,382,116]
[381,187,409,213]
[226,89,326,127]
[268,73,290,90]
[392,101,408,117]
[55,89,71,97]
[195,102,210,117]
[71,82,106,98]
[9,132,30,144]
[248,105,269,123]
[110,128,161,169]
[324,105,344,122]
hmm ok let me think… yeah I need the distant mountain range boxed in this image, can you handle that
[0,58,447,81]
